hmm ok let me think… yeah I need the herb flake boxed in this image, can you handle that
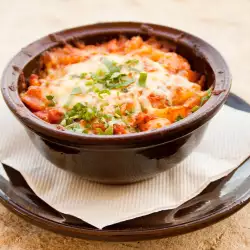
[101,57,120,73]
[71,87,82,95]
[138,72,147,87]
[191,105,199,113]
[200,88,212,106]
[175,115,183,122]
[46,95,54,100]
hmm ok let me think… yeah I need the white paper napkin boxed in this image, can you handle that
[0,96,250,229]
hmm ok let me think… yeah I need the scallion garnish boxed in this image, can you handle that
[138,72,147,87]
[175,115,183,122]
[85,80,94,86]
[96,125,114,135]
[98,89,111,99]
[46,95,56,106]
[71,87,82,95]
[191,105,199,113]
[46,95,54,100]
[101,57,121,73]
[61,102,98,126]
[70,73,87,80]
[200,88,212,106]
[121,88,128,93]
[80,73,87,79]
[125,59,139,66]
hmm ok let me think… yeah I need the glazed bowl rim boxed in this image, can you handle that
[1,21,231,146]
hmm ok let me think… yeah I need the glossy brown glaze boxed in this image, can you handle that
[1,22,231,183]
[0,94,249,241]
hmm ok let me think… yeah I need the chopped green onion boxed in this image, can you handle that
[100,102,109,111]
[104,126,113,135]
[96,68,107,79]
[46,95,56,107]
[92,87,101,93]
[125,59,139,65]
[69,73,87,80]
[100,117,108,128]
[85,123,91,129]
[73,103,84,111]
[67,123,84,133]
[69,74,80,79]
[191,105,199,113]
[114,106,122,116]
[98,89,111,99]
[46,95,54,100]
[85,80,94,86]
[110,72,126,79]
[200,88,212,106]
[101,57,120,73]
[80,73,87,79]
[103,114,112,120]
[138,72,147,87]
[106,77,134,89]
[125,110,134,116]
[63,95,74,108]
[95,128,104,135]
[96,125,114,135]
[121,88,129,93]
[71,87,82,95]
[175,115,183,122]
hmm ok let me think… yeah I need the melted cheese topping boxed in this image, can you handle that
[21,36,208,135]
[45,54,174,113]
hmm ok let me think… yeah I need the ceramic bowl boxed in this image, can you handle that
[1,22,231,184]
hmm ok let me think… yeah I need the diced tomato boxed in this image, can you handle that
[21,86,46,111]
[143,60,157,72]
[107,39,119,52]
[117,36,127,50]
[183,96,201,109]
[92,123,105,134]
[125,36,143,52]
[48,108,64,124]
[167,106,188,122]
[134,112,155,131]
[113,124,127,134]
[198,75,206,89]
[80,120,86,127]
[120,103,134,115]
[142,118,171,131]
[29,74,41,86]
[129,36,143,50]
[146,37,161,49]
[34,108,65,124]
[171,87,195,106]
[135,112,154,124]
[186,70,201,83]
[179,70,201,83]
[34,110,49,122]
[148,93,168,108]
[163,53,190,73]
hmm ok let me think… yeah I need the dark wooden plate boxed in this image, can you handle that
[0,93,250,242]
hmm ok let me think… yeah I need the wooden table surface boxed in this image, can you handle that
[0,0,249,249]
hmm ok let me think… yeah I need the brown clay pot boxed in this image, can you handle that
[1,22,231,184]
